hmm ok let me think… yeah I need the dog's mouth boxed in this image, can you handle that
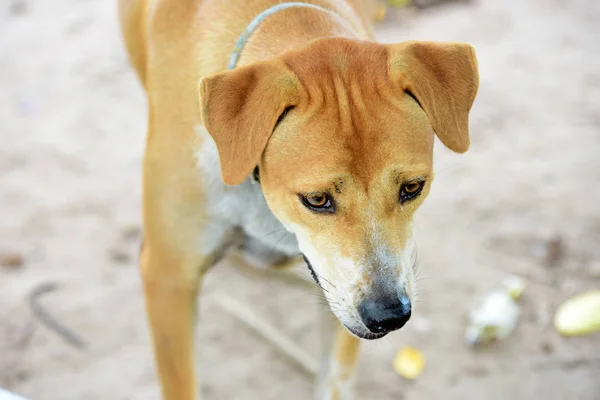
[301,253,321,288]
[344,324,389,340]
[301,253,400,341]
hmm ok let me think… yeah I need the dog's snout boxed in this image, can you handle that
[358,294,412,334]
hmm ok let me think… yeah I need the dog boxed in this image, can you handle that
[118,0,479,398]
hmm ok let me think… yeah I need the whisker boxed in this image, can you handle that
[301,271,327,292]
[318,279,335,291]
[415,277,433,282]
[434,161,463,177]
[383,334,396,347]
[258,227,288,242]
[316,273,337,290]
[411,247,420,274]
[267,231,290,258]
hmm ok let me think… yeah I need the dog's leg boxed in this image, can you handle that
[140,242,204,400]
[140,229,235,400]
[315,311,361,400]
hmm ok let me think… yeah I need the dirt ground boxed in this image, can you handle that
[1,0,600,399]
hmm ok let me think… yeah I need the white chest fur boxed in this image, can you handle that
[194,126,299,258]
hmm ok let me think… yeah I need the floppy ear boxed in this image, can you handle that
[198,61,301,185]
[387,41,479,153]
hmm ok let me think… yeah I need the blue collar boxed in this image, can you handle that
[228,2,338,70]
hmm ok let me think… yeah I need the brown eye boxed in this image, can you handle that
[400,181,425,203]
[307,194,327,207]
[300,193,335,213]
[403,182,421,194]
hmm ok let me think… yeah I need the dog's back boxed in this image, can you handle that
[118,0,376,88]
[118,0,149,86]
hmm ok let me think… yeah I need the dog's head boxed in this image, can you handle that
[199,38,478,339]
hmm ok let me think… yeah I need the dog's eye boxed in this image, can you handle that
[400,181,425,203]
[300,193,335,213]
[304,194,330,208]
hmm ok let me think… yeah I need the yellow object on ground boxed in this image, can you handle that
[373,3,388,21]
[554,290,600,336]
[388,0,412,7]
[373,0,412,22]
[393,347,426,380]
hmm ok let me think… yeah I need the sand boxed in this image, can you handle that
[1,0,599,399]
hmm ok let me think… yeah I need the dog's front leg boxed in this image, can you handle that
[315,311,361,400]
[141,242,204,400]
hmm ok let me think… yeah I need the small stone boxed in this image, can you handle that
[120,224,141,241]
[545,235,564,266]
[465,364,490,377]
[9,0,27,16]
[15,370,30,382]
[540,341,553,354]
[0,252,24,268]
[109,248,131,264]
[447,374,459,387]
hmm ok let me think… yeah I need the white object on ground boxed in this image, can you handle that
[0,388,30,400]
[465,275,525,345]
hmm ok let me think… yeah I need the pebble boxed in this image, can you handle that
[0,252,24,268]
[545,235,564,266]
[109,248,131,264]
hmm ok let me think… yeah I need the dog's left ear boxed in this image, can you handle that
[387,41,479,153]
[198,61,301,185]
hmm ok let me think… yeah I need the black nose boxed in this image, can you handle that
[358,295,412,334]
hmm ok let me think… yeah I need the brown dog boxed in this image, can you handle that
[118,0,479,398]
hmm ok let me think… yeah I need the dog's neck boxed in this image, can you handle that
[232,2,364,68]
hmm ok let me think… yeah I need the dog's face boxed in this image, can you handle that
[200,38,478,339]
[260,96,433,339]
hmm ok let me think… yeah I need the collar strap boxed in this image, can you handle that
[228,2,340,70]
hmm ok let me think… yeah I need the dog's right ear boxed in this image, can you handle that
[198,61,301,186]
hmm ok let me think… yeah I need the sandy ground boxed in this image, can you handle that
[1,0,600,399]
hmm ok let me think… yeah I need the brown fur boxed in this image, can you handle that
[118,0,479,399]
